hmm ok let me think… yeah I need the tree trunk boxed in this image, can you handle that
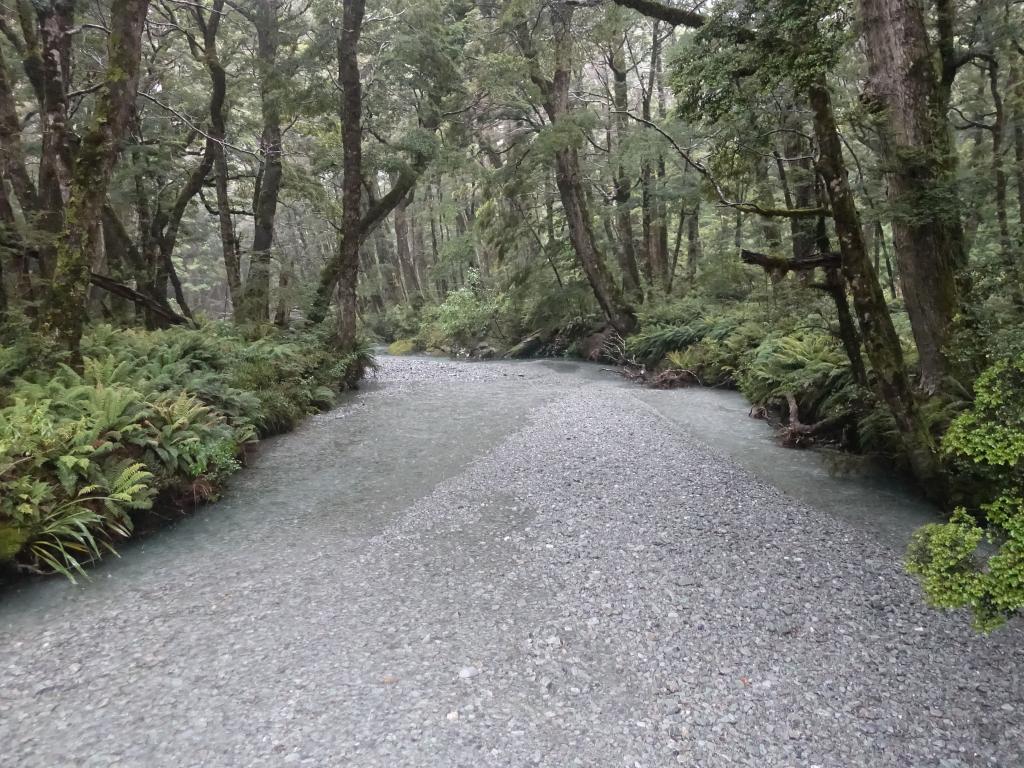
[754,158,782,251]
[858,0,964,391]
[394,191,420,300]
[269,258,287,326]
[194,0,242,317]
[685,206,701,285]
[238,0,283,324]
[809,80,939,488]
[524,3,636,335]
[650,26,670,290]
[774,111,816,264]
[35,0,75,280]
[43,0,150,361]
[335,0,366,350]
[0,41,38,307]
[609,37,643,302]
[987,58,1021,305]
[1012,61,1024,237]
[308,164,430,323]
[369,176,399,303]
[0,43,38,214]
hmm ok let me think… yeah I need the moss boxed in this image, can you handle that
[387,338,417,356]
[0,523,29,563]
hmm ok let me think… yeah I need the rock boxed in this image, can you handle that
[471,344,498,360]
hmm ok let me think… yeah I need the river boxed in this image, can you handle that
[1,355,1019,768]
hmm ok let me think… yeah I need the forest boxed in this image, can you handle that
[0,0,1022,631]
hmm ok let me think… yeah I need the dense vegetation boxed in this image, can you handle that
[0,0,1022,627]
[0,324,370,578]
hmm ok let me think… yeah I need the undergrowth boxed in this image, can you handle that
[0,322,372,581]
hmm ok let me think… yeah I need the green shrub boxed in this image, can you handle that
[739,331,857,423]
[626,321,712,366]
[908,354,1024,630]
[434,285,494,347]
[365,304,422,342]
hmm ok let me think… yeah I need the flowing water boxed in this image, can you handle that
[632,385,942,548]
[535,357,941,549]
[2,355,1017,768]
[2,356,938,616]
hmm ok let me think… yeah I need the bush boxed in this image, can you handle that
[626,320,712,366]
[739,331,857,423]
[364,304,421,342]
[908,354,1024,630]
[0,323,369,579]
[434,285,495,347]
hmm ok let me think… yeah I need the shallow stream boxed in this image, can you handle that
[532,356,941,549]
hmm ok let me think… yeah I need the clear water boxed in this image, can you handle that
[1,356,939,618]
[430,355,942,550]
[628,382,942,549]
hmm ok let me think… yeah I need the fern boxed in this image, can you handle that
[1,323,366,578]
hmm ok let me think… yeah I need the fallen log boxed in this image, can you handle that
[740,249,841,278]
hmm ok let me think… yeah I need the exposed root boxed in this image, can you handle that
[779,392,850,448]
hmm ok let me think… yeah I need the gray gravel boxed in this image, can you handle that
[2,355,1022,767]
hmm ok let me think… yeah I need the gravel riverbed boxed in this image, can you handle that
[1,356,1021,767]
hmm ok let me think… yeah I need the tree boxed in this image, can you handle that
[858,0,965,391]
[516,3,637,335]
[334,0,366,349]
[43,0,151,360]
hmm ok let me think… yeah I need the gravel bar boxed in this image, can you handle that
[1,356,1021,767]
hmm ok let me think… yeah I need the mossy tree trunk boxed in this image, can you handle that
[0,40,39,308]
[394,192,420,300]
[190,0,242,319]
[685,205,701,286]
[809,81,940,488]
[237,0,283,324]
[43,0,150,362]
[858,0,965,392]
[35,0,75,281]
[518,3,637,336]
[334,0,366,351]
[608,35,643,303]
[308,160,434,325]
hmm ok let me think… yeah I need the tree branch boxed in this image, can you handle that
[617,111,830,218]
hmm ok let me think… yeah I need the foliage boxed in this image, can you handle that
[366,305,423,343]
[403,268,525,351]
[739,331,859,424]
[908,355,1024,629]
[0,324,367,579]
[433,285,496,347]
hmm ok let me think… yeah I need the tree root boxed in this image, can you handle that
[617,364,701,389]
[780,392,850,447]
